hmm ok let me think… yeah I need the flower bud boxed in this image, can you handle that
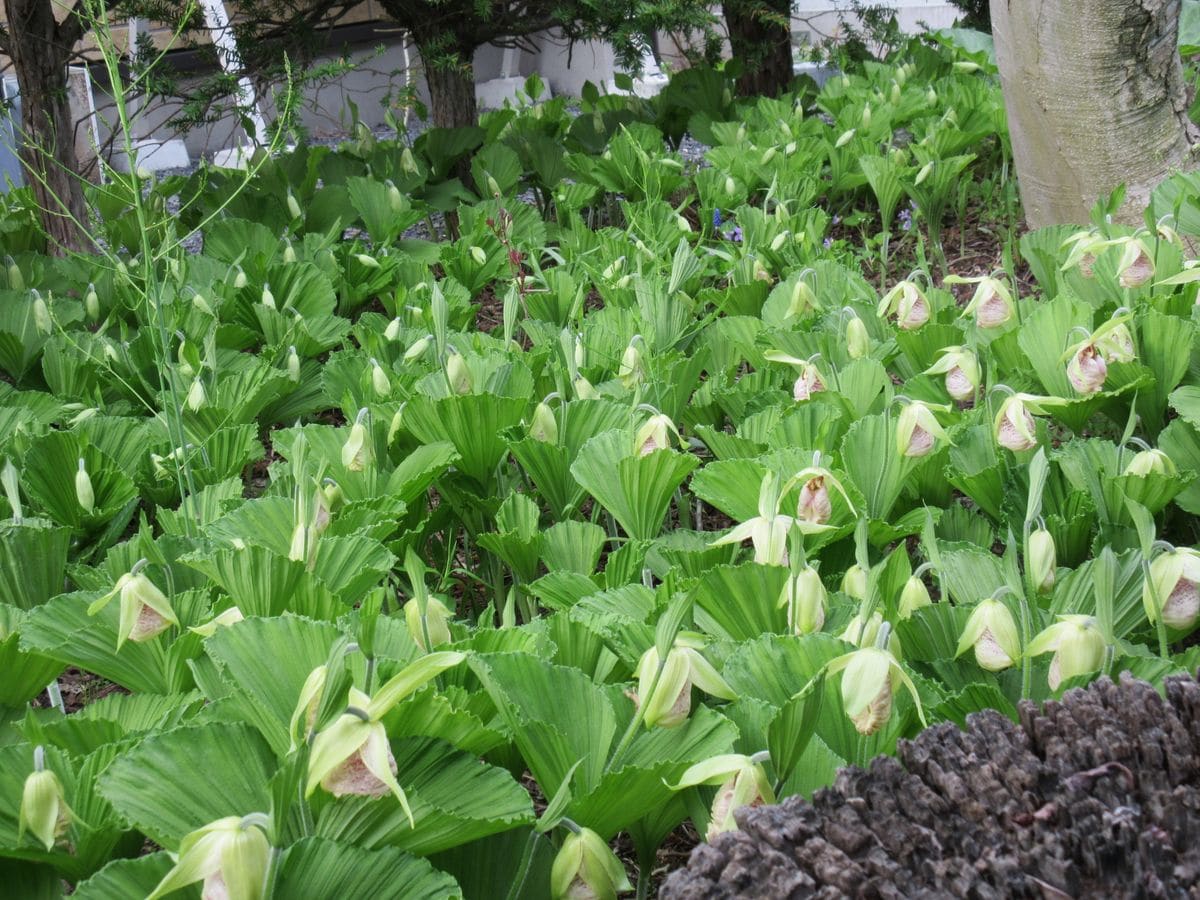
[550,828,632,900]
[573,375,599,400]
[530,401,558,444]
[386,179,404,212]
[355,253,380,269]
[915,160,933,185]
[602,256,625,280]
[191,293,214,316]
[6,256,22,291]
[1066,343,1106,394]
[75,458,94,513]
[446,349,472,394]
[780,566,826,634]
[676,214,692,232]
[956,598,1020,671]
[400,147,418,175]
[282,239,297,264]
[1143,548,1200,629]
[406,596,452,650]
[841,564,868,601]
[846,315,870,359]
[286,346,301,382]
[618,337,643,389]
[286,191,302,221]
[261,283,275,310]
[1124,448,1175,477]
[403,334,432,362]
[19,756,72,851]
[85,283,99,321]
[724,175,736,196]
[785,278,819,318]
[769,231,788,252]
[341,410,371,471]
[895,401,949,457]
[370,359,391,397]
[470,246,488,266]
[147,814,271,900]
[1028,528,1056,592]
[32,290,50,334]
[186,377,207,411]
[835,128,856,148]
[761,147,777,165]
[384,317,402,342]
[898,575,931,618]
[1027,615,1106,691]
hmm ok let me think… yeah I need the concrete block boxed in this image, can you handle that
[109,138,191,174]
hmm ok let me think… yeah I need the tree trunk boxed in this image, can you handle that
[418,44,479,130]
[723,0,794,98]
[992,0,1197,228]
[7,0,88,254]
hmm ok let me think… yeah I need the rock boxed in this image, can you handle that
[661,672,1200,899]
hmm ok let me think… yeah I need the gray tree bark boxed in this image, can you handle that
[992,0,1198,228]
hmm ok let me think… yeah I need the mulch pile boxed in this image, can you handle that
[662,671,1200,898]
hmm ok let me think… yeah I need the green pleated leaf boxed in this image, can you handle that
[22,431,138,534]
[74,854,192,900]
[0,519,70,610]
[0,860,63,900]
[936,543,1006,607]
[509,435,583,518]
[183,545,342,620]
[202,615,344,754]
[1016,292,1091,396]
[932,682,1018,728]
[275,836,462,899]
[944,425,1005,520]
[840,412,917,520]
[570,705,738,839]
[540,521,607,574]
[0,605,62,704]
[1160,418,1200,515]
[404,394,528,489]
[471,652,615,798]
[313,736,533,856]
[571,430,698,542]
[431,828,555,900]
[693,561,789,641]
[98,722,277,848]
[1050,548,1145,640]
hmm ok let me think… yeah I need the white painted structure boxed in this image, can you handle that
[792,0,961,47]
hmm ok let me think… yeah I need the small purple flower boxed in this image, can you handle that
[831,215,841,226]
[823,237,833,249]
[712,208,722,228]
[898,208,913,231]
[729,226,743,243]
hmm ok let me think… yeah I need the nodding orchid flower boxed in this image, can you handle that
[632,634,736,729]
[895,400,952,457]
[946,274,1015,328]
[1026,615,1106,691]
[670,754,775,841]
[764,350,827,401]
[955,596,1021,672]
[1143,547,1200,630]
[877,278,930,330]
[924,346,980,403]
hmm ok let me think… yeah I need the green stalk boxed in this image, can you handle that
[605,659,664,775]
